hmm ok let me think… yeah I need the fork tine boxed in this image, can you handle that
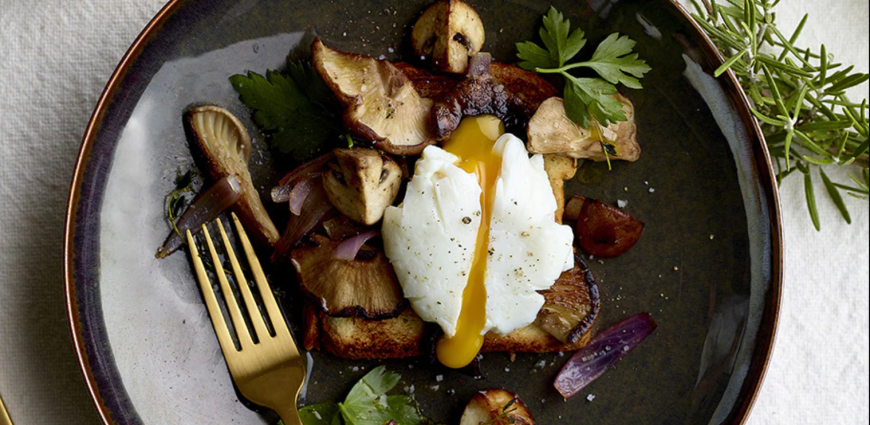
[215,219,270,341]
[186,230,236,355]
[201,224,254,349]
[230,213,294,342]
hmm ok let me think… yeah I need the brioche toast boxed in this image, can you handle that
[302,256,599,359]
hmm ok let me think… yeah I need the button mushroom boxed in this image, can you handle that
[542,154,578,224]
[311,39,436,156]
[527,95,640,163]
[412,0,486,74]
[321,148,403,225]
[290,234,406,319]
[460,389,536,425]
[185,106,280,244]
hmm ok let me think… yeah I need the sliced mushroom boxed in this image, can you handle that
[291,234,405,319]
[395,61,556,112]
[321,148,403,225]
[460,390,536,425]
[527,95,640,162]
[430,53,509,139]
[488,63,558,119]
[412,0,485,74]
[185,106,280,244]
[535,254,600,344]
[312,39,435,155]
[543,154,578,224]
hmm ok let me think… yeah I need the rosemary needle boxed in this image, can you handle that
[694,0,869,228]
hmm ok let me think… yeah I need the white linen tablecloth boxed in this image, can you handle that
[0,0,867,423]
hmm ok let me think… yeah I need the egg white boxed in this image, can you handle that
[483,134,575,334]
[382,146,481,337]
[382,135,575,338]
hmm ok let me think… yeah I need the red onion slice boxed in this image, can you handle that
[271,153,334,203]
[554,313,657,399]
[156,175,242,258]
[332,230,380,261]
[288,175,317,216]
[271,180,334,263]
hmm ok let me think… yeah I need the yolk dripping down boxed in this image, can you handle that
[437,115,505,369]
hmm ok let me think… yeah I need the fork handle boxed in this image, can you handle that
[276,405,303,425]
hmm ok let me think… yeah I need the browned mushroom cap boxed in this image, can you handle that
[527,95,640,162]
[290,234,406,319]
[311,39,436,156]
[542,154,578,224]
[430,53,510,139]
[412,0,486,74]
[535,254,600,345]
[400,55,558,140]
[321,148,403,225]
[394,61,557,112]
[460,389,536,425]
[185,106,280,245]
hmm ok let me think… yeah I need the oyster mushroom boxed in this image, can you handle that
[527,96,640,162]
[290,234,405,319]
[185,106,280,244]
[321,148,403,225]
[535,254,600,344]
[312,39,435,155]
[412,0,485,74]
[460,389,536,425]
[543,154,578,224]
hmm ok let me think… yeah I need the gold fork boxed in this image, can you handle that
[187,213,305,424]
[0,391,12,425]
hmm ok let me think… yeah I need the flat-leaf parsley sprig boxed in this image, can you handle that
[292,366,429,425]
[230,61,344,160]
[516,7,651,130]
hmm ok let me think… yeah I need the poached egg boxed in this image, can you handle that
[382,116,574,368]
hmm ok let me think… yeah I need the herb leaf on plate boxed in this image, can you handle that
[517,6,651,129]
[293,366,426,425]
[299,403,343,425]
[339,367,422,425]
[229,61,341,159]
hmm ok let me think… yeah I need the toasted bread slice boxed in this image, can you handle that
[303,256,598,359]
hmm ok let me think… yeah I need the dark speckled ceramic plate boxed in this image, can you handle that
[64,0,783,423]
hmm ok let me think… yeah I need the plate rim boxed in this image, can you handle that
[63,0,784,423]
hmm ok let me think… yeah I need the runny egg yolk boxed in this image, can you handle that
[436,115,505,369]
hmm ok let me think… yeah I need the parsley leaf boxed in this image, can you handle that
[229,62,341,159]
[516,6,650,129]
[584,33,650,89]
[299,403,343,425]
[339,367,422,425]
[293,367,426,425]
[517,7,586,69]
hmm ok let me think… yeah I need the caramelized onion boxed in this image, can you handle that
[156,175,242,258]
[272,180,334,263]
[554,313,657,399]
[574,198,644,258]
[271,153,335,203]
[288,176,318,216]
[333,230,380,261]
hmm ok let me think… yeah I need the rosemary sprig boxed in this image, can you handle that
[692,0,869,230]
